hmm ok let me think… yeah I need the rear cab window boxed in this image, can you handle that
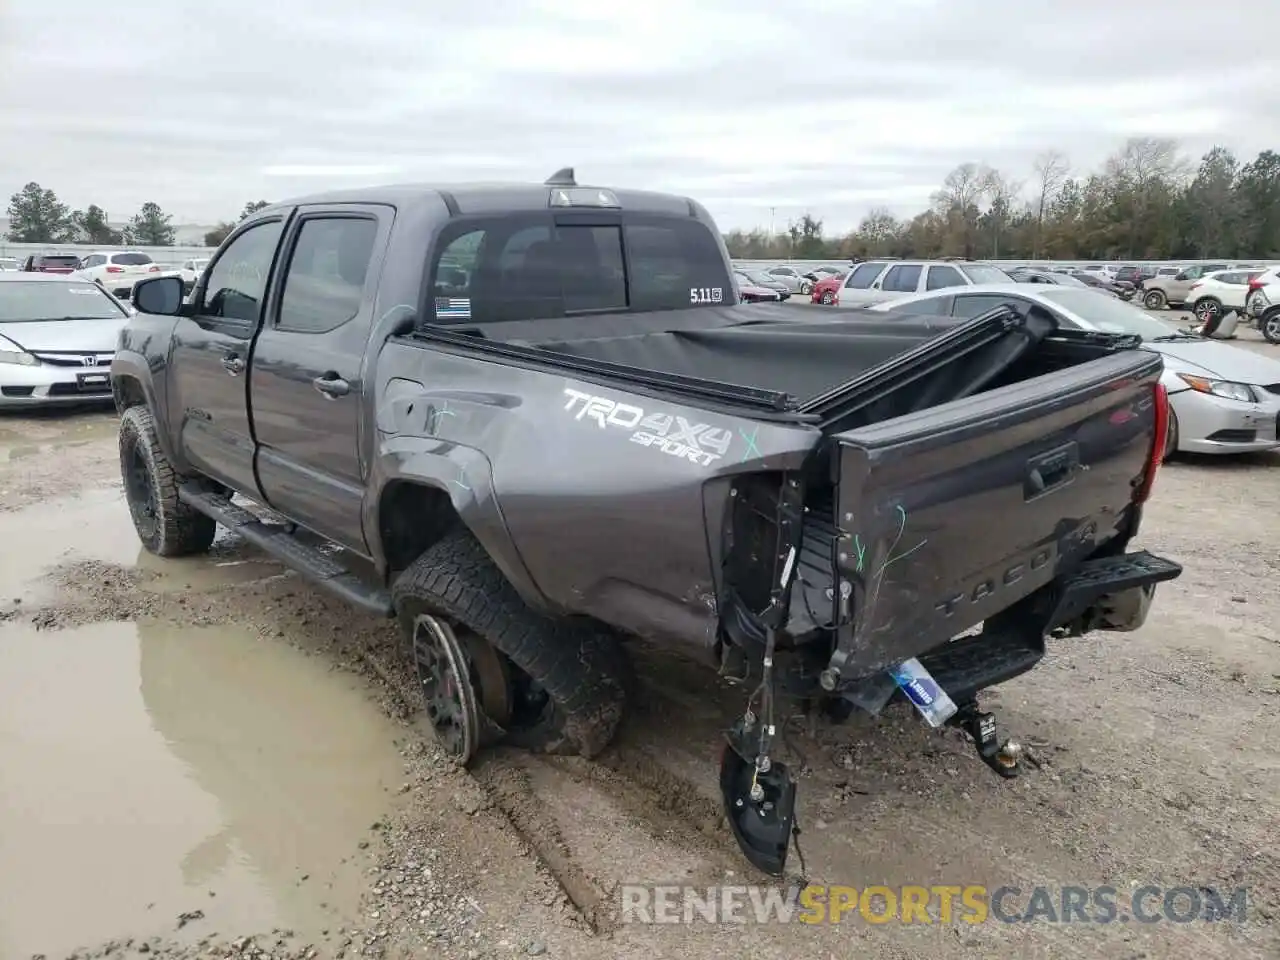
[428,214,731,322]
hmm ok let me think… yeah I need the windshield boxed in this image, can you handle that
[1048,272,1090,288]
[0,281,127,321]
[960,264,1014,284]
[1036,288,1177,339]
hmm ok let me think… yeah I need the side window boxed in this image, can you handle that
[952,293,1021,319]
[624,219,729,311]
[83,255,106,268]
[844,263,885,289]
[276,217,379,334]
[199,220,284,324]
[881,264,923,293]
[769,267,795,278]
[887,296,949,317]
[926,265,965,290]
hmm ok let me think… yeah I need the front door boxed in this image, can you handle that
[248,206,388,552]
[166,217,287,494]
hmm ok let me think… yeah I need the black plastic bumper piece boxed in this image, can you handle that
[177,486,393,617]
[1045,549,1182,633]
[919,626,1045,706]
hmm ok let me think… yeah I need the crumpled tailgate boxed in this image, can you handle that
[826,347,1164,682]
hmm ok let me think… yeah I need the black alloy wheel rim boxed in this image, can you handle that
[412,614,480,762]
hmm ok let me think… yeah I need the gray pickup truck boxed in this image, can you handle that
[112,169,1182,876]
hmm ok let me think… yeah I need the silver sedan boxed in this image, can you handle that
[867,283,1280,457]
[0,273,132,408]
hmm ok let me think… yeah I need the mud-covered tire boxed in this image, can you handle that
[119,406,216,557]
[392,530,630,759]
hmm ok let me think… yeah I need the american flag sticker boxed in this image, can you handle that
[435,296,471,320]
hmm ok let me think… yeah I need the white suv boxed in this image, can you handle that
[832,259,1015,308]
[74,250,164,298]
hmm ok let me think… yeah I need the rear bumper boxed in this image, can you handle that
[918,550,1182,703]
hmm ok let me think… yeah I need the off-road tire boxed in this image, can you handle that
[1143,289,1167,310]
[119,405,217,557]
[392,529,630,759]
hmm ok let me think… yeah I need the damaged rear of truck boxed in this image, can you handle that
[117,171,1182,879]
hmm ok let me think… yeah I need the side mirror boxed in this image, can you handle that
[133,275,185,316]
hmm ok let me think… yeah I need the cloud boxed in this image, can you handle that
[0,0,1273,233]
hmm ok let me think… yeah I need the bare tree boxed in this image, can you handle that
[982,169,1024,258]
[1031,150,1069,259]
[931,163,993,257]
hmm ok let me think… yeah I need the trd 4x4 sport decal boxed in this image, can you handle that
[561,388,733,467]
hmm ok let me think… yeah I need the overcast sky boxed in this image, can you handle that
[1,1,1273,233]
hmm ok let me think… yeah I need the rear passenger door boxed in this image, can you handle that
[248,205,390,552]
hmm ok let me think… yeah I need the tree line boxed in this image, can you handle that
[3,183,271,247]
[8,137,1278,260]
[725,138,1280,263]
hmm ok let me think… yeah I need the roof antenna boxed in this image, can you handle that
[545,167,576,186]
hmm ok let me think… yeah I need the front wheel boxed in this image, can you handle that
[820,291,835,305]
[1261,310,1280,345]
[1143,289,1167,310]
[119,406,216,556]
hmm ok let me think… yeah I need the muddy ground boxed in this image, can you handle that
[1,319,1278,960]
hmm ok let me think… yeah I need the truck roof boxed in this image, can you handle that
[262,169,708,221]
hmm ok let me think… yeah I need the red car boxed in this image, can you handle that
[810,272,846,304]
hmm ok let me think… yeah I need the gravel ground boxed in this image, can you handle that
[1,314,1278,959]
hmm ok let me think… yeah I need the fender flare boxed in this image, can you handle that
[364,436,551,612]
[110,350,181,465]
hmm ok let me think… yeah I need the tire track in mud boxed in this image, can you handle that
[352,636,780,936]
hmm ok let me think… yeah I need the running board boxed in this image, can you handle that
[177,487,393,617]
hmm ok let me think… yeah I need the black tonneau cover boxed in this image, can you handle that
[423,304,1056,413]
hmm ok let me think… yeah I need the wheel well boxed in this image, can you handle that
[378,481,462,577]
[113,375,146,413]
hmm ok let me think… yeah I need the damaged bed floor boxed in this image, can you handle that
[2,386,1278,959]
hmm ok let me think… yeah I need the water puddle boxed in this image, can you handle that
[0,618,408,958]
[0,486,281,603]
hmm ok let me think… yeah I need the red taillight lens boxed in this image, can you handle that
[1188,282,1201,291]
[1248,278,1267,292]
[149,265,160,272]
[1134,382,1169,504]
[106,265,124,273]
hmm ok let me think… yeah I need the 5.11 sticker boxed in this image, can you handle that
[690,287,724,304]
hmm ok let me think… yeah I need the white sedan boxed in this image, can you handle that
[868,284,1280,457]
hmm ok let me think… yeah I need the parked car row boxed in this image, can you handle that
[6,250,200,299]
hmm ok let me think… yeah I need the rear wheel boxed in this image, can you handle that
[820,291,835,305]
[119,406,216,557]
[392,530,630,764]
[1143,289,1167,310]
[799,280,813,295]
[1193,298,1223,325]
[1246,290,1266,316]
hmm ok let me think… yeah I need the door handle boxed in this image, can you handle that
[221,354,245,375]
[312,374,350,398]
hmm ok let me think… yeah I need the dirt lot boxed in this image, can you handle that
[1,316,1278,960]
